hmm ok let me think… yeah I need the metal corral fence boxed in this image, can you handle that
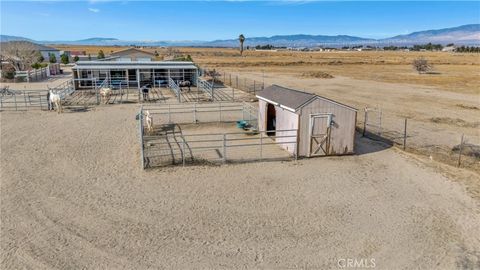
[137,102,298,169]
[1,79,76,111]
[0,90,49,111]
[199,68,264,97]
[216,71,265,96]
[359,107,479,170]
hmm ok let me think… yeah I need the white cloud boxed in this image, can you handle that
[88,8,100,13]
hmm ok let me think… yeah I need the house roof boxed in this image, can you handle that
[256,84,316,110]
[110,47,155,57]
[72,60,197,70]
[256,84,357,112]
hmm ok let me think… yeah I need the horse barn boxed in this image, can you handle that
[71,49,198,90]
[256,85,357,157]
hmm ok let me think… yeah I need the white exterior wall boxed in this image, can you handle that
[258,99,299,155]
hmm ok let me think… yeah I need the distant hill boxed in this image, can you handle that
[2,24,479,47]
[381,24,480,45]
[0,34,34,43]
[205,34,375,47]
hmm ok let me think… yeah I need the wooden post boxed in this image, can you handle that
[14,94,17,111]
[403,118,407,150]
[236,76,238,88]
[457,134,464,168]
[362,108,368,137]
[254,80,256,95]
[222,134,227,163]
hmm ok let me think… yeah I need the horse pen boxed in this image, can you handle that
[137,102,298,169]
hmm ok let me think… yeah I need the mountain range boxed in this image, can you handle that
[1,24,479,48]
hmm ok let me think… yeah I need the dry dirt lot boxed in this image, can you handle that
[1,105,480,269]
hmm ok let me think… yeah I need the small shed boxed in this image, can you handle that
[256,85,357,157]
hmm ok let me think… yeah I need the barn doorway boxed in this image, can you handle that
[266,103,276,136]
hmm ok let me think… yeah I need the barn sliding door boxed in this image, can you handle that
[308,114,332,157]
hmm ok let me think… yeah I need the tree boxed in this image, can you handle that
[73,55,79,62]
[238,34,245,56]
[60,53,69,64]
[37,52,45,63]
[0,41,40,71]
[412,58,432,74]
[49,53,57,63]
[88,54,92,60]
[97,50,105,59]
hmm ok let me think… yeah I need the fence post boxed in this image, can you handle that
[362,108,368,137]
[219,103,222,122]
[229,74,232,85]
[182,137,186,167]
[260,132,263,160]
[168,104,171,123]
[236,76,238,89]
[139,107,145,169]
[23,91,27,108]
[457,134,464,168]
[193,103,197,123]
[254,80,256,94]
[403,118,408,150]
[14,94,17,111]
[223,134,227,163]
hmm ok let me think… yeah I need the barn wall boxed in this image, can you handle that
[257,99,298,155]
[298,98,357,156]
[274,106,299,155]
[258,99,267,131]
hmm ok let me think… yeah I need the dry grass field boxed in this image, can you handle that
[54,45,480,94]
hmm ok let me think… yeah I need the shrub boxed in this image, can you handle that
[61,53,69,64]
[49,53,57,63]
[412,58,432,74]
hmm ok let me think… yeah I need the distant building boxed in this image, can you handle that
[109,47,156,62]
[35,44,61,63]
[442,46,456,52]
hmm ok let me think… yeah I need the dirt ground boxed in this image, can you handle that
[1,105,480,269]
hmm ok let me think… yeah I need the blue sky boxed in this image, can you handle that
[1,1,479,41]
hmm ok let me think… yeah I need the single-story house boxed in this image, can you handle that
[72,60,198,90]
[36,44,61,63]
[256,85,357,157]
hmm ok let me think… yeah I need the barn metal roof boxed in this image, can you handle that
[256,84,357,112]
[72,61,197,70]
[256,84,316,111]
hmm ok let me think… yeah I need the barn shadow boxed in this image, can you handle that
[354,132,394,155]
